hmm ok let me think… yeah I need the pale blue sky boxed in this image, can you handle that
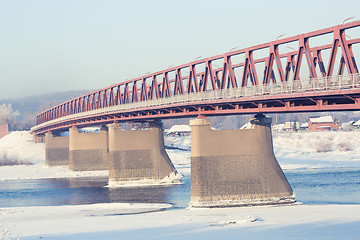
[1,0,359,99]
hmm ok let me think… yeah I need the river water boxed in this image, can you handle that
[0,167,359,208]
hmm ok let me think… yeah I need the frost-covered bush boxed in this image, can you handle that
[338,142,352,152]
[0,152,32,166]
[0,224,20,240]
[315,140,333,153]
[0,103,19,127]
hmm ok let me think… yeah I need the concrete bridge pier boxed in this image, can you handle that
[45,131,69,166]
[108,121,177,184]
[190,114,295,208]
[69,126,109,171]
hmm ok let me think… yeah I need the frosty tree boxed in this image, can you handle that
[0,103,19,127]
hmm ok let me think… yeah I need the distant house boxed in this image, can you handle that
[0,124,9,139]
[307,116,339,131]
[167,125,191,136]
[283,121,300,131]
[341,121,355,131]
[300,122,309,130]
[272,122,300,131]
[353,120,360,130]
[272,124,284,131]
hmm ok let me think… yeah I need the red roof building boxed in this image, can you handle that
[0,124,9,139]
[307,116,339,131]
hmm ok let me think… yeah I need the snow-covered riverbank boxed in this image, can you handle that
[1,203,359,240]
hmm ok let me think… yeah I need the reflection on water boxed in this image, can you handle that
[0,167,359,208]
[0,175,191,208]
[285,168,360,205]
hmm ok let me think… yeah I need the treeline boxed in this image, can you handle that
[0,90,90,130]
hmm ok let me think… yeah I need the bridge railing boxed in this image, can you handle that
[123,73,360,108]
[33,73,360,130]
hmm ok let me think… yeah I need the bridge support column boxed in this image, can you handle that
[69,126,109,171]
[45,132,69,166]
[108,121,177,184]
[190,114,295,207]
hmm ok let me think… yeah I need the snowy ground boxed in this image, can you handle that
[273,131,360,170]
[2,204,360,240]
[0,132,108,181]
[0,130,360,239]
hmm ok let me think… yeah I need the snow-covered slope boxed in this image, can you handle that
[0,132,109,180]
[0,131,44,164]
[273,131,360,169]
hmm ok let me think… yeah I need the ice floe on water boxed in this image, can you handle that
[107,172,183,188]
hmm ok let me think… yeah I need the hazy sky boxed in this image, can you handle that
[1,0,359,99]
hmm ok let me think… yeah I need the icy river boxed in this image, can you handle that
[1,167,359,208]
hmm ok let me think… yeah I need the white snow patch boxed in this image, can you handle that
[190,194,296,208]
[308,116,334,123]
[107,172,183,188]
[272,124,285,131]
[167,124,191,134]
[301,122,309,127]
[166,149,191,175]
[211,216,263,227]
[0,164,108,181]
[240,122,252,129]
[165,135,191,150]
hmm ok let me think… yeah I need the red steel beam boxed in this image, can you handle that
[32,90,360,135]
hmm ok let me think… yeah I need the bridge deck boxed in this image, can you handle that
[31,74,360,135]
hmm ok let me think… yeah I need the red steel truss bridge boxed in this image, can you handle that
[32,21,360,135]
